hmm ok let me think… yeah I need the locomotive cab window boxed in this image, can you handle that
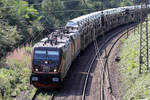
[33,50,60,61]
[34,50,46,60]
[47,51,59,61]
[33,49,61,72]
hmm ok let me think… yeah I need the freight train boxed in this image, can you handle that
[30,5,149,89]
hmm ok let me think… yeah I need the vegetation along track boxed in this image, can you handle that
[31,23,137,100]
[32,89,56,100]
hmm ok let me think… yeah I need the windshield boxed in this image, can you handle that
[47,51,59,61]
[33,50,60,61]
[33,49,60,72]
[34,50,46,60]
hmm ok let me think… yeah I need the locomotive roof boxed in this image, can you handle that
[33,31,79,49]
[33,35,71,49]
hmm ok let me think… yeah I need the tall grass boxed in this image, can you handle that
[0,46,36,100]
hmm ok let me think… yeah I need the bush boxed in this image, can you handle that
[0,58,30,99]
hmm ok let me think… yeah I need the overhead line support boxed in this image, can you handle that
[139,0,149,74]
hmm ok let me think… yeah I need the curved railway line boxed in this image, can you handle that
[100,25,136,100]
[32,23,137,100]
[82,24,136,100]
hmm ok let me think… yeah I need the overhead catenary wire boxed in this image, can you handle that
[27,15,64,47]
[100,0,108,99]
[0,7,101,15]
[1,0,102,50]
[16,14,58,48]
[33,8,102,14]
[82,0,101,59]
[82,0,90,9]
[0,0,102,14]
[0,0,81,9]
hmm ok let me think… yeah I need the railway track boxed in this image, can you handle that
[81,24,137,100]
[100,26,137,100]
[49,93,55,100]
[31,23,137,100]
[32,89,56,100]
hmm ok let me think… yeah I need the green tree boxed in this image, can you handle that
[0,0,42,57]
[0,20,21,57]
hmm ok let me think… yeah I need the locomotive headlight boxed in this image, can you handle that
[35,68,38,71]
[54,69,57,72]
[52,77,59,82]
[34,65,40,71]
[45,61,48,64]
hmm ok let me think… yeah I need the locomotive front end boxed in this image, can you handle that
[30,47,62,89]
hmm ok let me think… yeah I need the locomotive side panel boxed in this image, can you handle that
[74,32,81,59]
[62,42,72,78]
[70,36,76,61]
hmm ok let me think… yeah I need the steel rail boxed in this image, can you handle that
[49,93,55,100]
[32,89,55,100]
[101,26,136,100]
[81,23,137,100]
